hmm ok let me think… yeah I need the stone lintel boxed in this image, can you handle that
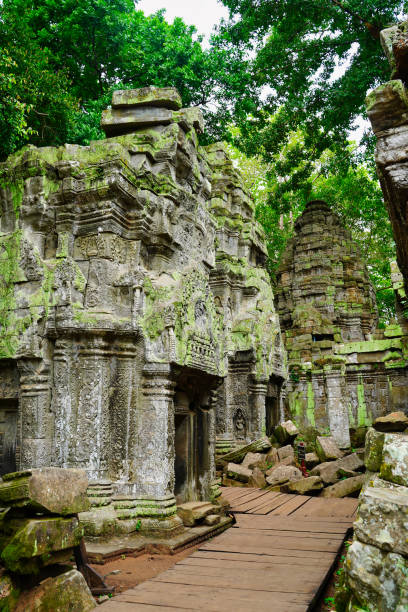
[112,87,182,110]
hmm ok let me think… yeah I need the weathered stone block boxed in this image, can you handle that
[274,420,299,444]
[224,462,252,483]
[277,445,294,461]
[367,80,408,134]
[365,427,385,471]
[265,465,302,487]
[315,436,343,461]
[354,486,408,555]
[374,411,408,432]
[0,468,89,516]
[14,569,95,612]
[101,106,174,136]
[305,452,320,468]
[248,467,266,489]
[282,476,323,495]
[380,433,408,486]
[242,452,264,469]
[0,517,83,574]
[177,502,219,527]
[320,474,365,498]
[346,539,408,612]
[112,86,182,110]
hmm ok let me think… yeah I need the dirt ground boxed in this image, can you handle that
[91,545,199,601]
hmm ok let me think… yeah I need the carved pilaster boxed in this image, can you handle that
[17,359,52,469]
[249,381,268,439]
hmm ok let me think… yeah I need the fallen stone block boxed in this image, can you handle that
[337,468,358,478]
[374,411,408,432]
[248,467,266,489]
[203,514,220,526]
[282,476,323,495]
[13,569,95,612]
[277,445,294,461]
[354,485,408,556]
[216,437,271,468]
[274,420,299,445]
[177,502,220,527]
[309,461,339,485]
[346,539,408,612]
[0,468,89,516]
[0,517,83,574]
[380,433,408,486]
[242,452,265,469]
[316,436,343,462]
[222,477,247,488]
[264,447,279,466]
[365,427,385,472]
[320,474,365,498]
[265,466,302,487]
[224,462,252,483]
[305,452,320,468]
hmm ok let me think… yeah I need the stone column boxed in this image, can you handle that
[324,370,351,448]
[249,381,268,438]
[119,362,182,535]
[18,358,53,469]
[53,337,110,480]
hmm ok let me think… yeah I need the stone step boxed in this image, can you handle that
[177,502,221,527]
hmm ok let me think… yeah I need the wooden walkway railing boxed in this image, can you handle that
[97,488,357,611]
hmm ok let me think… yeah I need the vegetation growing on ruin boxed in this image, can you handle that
[0,0,407,321]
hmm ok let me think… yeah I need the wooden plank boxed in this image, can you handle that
[228,489,273,507]
[220,487,258,501]
[200,542,338,559]
[115,582,309,612]
[99,601,185,611]
[153,567,320,594]
[202,532,341,553]
[292,497,358,518]
[234,514,352,533]
[233,527,344,541]
[173,559,331,583]
[232,491,282,512]
[269,494,312,516]
[191,549,333,566]
[245,493,295,514]
[179,556,331,574]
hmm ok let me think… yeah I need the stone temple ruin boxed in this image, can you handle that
[0,86,285,537]
[276,200,408,448]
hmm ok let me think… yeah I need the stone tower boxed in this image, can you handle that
[0,86,285,536]
[276,200,408,447]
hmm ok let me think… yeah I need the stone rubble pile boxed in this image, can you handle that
[217,417,398,498]
[0,468,95,611]
[335,413,408,611]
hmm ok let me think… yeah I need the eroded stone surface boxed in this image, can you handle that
[14,569,95,612]
[380,433,408,486]
[320,474,365,498]
[374,411,408,432]
[365,427,385,472]
[0,468,89,515]
[0,86,285,537]
[265,465,302,486]
[354,486,408,555]
[346,540,408,612]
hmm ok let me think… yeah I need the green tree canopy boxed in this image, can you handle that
[218,0,407,200]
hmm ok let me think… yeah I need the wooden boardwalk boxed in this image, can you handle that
[97,488,357,611]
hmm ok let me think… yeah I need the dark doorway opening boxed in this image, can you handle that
[265,397,279,437]
[0,399,18,476]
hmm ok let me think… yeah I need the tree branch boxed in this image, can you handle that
[330,0,381,39]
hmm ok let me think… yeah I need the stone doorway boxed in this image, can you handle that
[265,397,279,437]
[173,389,212,505]
[0,399,18,476]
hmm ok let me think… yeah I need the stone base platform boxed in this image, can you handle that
[86,516,233,564]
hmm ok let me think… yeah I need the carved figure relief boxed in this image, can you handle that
[233,408,247,439]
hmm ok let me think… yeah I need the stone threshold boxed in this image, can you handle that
[86,515,233,564]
